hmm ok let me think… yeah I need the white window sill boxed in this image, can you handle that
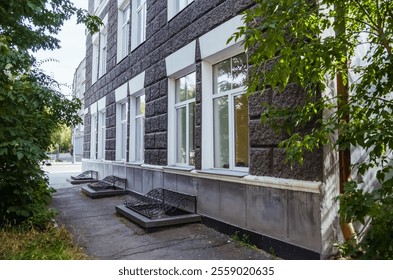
[163,165,195,172]
[197,169,248,178]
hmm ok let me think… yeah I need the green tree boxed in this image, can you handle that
[231,0,393,258]
[0,0,101,226]
[50,124,72,153]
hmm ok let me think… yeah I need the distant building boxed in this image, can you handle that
[72,58,86,157]
[77,0,369,259]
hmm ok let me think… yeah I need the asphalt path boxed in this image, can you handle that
[47,162,277,260]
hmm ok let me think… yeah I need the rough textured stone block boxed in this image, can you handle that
[249,148,272,176]
[272,148,323,181]
[248,90,271,120]
[249,119,285,147]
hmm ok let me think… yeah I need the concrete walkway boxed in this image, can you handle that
[48,163,276,260]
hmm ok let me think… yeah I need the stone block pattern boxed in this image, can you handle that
[248,86,323,181]
[84,0,254,165]
[83,0,322,181]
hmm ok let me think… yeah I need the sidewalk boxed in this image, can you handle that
[49,165,277,260]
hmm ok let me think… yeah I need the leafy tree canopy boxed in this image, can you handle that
[0,0,101,226]
[231,0,393,258]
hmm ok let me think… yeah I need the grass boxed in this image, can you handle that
[0,224,89,260]
[231,231,258,250]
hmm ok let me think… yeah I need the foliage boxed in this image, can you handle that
[50,124,72,153]
[0,224,89,260]
[0,0,101,226]
[230,0,393,258]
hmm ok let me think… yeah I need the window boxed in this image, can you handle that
[119,102,128,161]
[168,0,194,20]
[90,114,97,159]
[131,0,146,50]
[92,38,99,83]
[175,72,195,166]
[117,1,130,61]
[212,53,248,169]
[99,29,107,77]
[132,95,145,162]
[97,110,106,159]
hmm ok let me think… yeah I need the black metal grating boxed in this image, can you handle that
[124,188,197,219]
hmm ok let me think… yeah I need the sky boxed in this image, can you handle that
[35,0,88,96]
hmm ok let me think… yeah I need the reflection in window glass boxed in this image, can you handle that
[136,0,146,46]
[176,72,196,102]
[135,95,145,162]
[213,96,229,168]
[120,102,127,160]
[121,4,130,59]
[212,53,248,170]
[234,94,248,167]
[213,53,247,94]
[175,72,195,166]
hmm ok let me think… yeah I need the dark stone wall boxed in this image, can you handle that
[83,0,323,181]
[248,85,323,181]
[84,0,254,164]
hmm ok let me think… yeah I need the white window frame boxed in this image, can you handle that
[202,54,248,172]
[199,16,248,171]
[129,93,145,162]
[173,72,196,166]
[97,110,106,160]
[99,28,107,77]
[93,0,108,16]
[117,101,128,162]
[166,41,196,166]
[92,36,99,84]
[117,0,130,62]
[128,71,146,163]
[115,82,129,162]
[90,113,97,159]
[167,0,194,21]
[131,0,147,51]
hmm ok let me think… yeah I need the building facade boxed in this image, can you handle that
[72,58,86,157]
[82,0,342,259]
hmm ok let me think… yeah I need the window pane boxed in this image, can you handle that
[231,53,247,90]
[122,6,130,57]
[176,72,196,102]
[234,94,249,167]
[136,1,146,45]
[186,73,196,100]
[189,102,195,166]
[121,103,127,121]
[213,96,229,168]
[121,122,127,159]
[136,95,145,115]
[176,107,187,164]
[135,117,142,161]
[214,59,232,94]
[213,53,247,94]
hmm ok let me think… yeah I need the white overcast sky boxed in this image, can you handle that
[35,0,88,96]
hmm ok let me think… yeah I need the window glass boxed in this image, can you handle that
[213,53,247,94]
[121,4,130,58]
[120,102,127,160]
[213,96,229,168]
[135,0,147,47]
[135,95,145,162]
[212,53,248,170]
[234,94,248,167]
[175,72,196,166]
